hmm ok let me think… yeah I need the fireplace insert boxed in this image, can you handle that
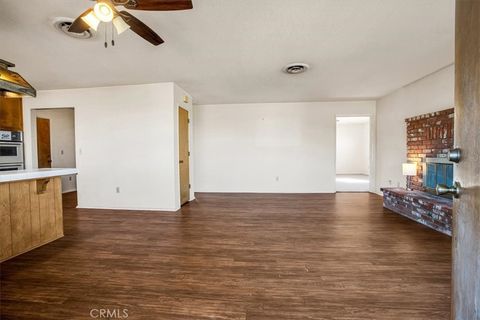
[423,157,454,198]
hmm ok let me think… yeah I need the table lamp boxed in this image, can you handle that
[402,163,417,190]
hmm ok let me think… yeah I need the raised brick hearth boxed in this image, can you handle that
[406,108,454,191]
[381,188,452,235]
[381,108,455,235]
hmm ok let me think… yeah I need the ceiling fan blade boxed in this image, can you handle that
[120,0,193,11]
[119,11,164,46]
[68,8,93,33]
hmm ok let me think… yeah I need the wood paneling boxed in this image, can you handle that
[453,1,480,318]
[1,192,451,319]
[0,97,23,131]
[179,107,190,205]
[0,184,12,260]
[9,181,32,255]
[36,117,52,168]
[32,178,57,242]
[29,180,41,245]
[1,178,64,263]
[53,177,64,237]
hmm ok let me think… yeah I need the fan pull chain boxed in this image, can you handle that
[112,22,115,47]
[104,25,108,48]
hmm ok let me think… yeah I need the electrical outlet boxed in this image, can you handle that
[275,176,279,182]
[388,180,392,186]
[116,187,120,194]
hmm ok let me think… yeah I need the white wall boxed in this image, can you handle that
[336,121,370,175]
[194,101,376,193]
[31,108,77,193]
[375,64,454,193]
[24,83,190,211]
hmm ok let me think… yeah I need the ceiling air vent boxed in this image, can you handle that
[283,63,310,75]
[52,17,95,39]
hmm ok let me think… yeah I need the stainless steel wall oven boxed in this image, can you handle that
[0,130,24,170]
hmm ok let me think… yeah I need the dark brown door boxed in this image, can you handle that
[453,1,480,318]
[36,118,52,168]
[178,107,190,205]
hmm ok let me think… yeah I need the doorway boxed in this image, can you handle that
[32,108,77,195]
[336,116,370,192]
[178,107,190,205]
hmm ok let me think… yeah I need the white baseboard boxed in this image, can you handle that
[76,205,179,212]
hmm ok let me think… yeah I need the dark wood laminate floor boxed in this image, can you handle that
[1,192,451,320]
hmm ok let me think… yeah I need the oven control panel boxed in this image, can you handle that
[0,131,23,142]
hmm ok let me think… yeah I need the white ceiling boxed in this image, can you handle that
[0,0,454,104]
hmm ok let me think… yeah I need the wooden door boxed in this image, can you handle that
[37,117,52,168]
[179,107,190,205]
[453,1,480,318]
[0,97,23,131]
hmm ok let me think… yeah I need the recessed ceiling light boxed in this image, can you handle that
[283,63,310,74]
[52,17,95,39]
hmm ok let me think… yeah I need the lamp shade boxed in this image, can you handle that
[82,11,100,31]
[402,163,417,176]
[94,2,114,22]
[113,16,130,35]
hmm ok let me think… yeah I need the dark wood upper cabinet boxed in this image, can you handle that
[0,97,23,131]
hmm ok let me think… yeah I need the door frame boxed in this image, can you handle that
[174,93,194,210]
[178,106,190,206]
[30,108,77,170]
[29,108,78,197]
[334,113,376,193]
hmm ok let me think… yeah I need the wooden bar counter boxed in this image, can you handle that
[0,168,78,262]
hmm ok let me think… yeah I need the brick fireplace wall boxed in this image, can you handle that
[406,108,454,191]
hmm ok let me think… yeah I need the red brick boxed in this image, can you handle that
[405,108,454,191]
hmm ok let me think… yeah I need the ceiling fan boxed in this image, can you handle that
[69,0,193,47]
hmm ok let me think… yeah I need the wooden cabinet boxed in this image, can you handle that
[0,184,12,260]
[9,181,33,254]
[0,177,64,262]
[0,97,23,131]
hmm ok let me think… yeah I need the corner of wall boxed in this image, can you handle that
[374,65,455,194]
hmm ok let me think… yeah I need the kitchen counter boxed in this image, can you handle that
[0,168,78,262]
[0,168,78,183]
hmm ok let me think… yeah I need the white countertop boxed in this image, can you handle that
[0,168,79,183]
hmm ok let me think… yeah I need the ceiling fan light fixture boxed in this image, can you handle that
[81,11,100,31]
[94,2,114,22]
[113,16,130,35]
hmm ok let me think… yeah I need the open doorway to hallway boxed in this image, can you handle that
[336,116,370,192]
[31,108,77,204]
